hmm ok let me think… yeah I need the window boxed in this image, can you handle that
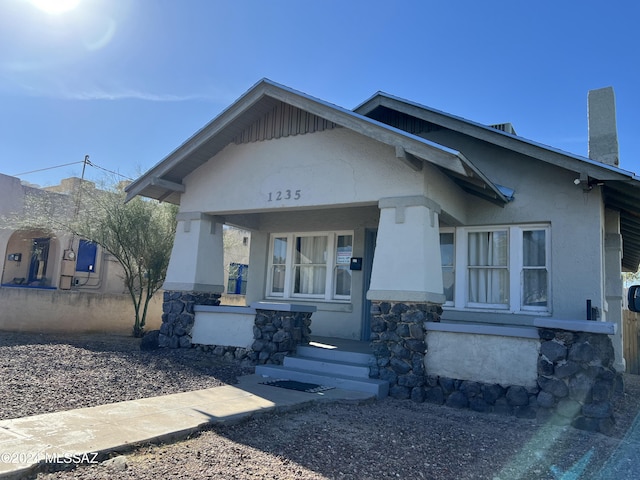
[467,229,509,307]
[442,224,550,313]
[522,229,548,308]
[293,235,327,296]
[76,240,97,273]
[440,231,454,304]
[271,237,288,294]
[268,232,353,301]
[334,235,353,298]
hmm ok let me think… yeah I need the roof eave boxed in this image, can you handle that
[356,93,639,183]
[125,78,280,202]
[127,79,510,205]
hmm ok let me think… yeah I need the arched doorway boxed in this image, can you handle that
[2,229,59,287]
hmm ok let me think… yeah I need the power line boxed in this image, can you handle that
[85,159,134,180]
[13,161,84,176]
[13,158,134,181]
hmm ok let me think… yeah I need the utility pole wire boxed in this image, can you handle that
[13,158,134,181]
[13,161,84,176]
[85,159,134,180]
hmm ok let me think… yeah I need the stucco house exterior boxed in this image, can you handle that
[126,80,640,428]
[0,174,162,333]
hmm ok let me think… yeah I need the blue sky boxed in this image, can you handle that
[1,0,639,187]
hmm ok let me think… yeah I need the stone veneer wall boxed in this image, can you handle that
[159,291,221,348]
[193,310,312,365]
[369,301,623,435]
[535,328,623,434]
[249,308,312,365]
[369,301,442,401]
[161,294,312,366]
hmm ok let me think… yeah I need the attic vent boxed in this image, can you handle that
[489,123,517,135]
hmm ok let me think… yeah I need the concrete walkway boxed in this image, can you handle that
[0,375,374,479]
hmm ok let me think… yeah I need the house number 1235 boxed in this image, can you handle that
[268,190,301,201]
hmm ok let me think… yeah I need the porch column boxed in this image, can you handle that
[604,209,624,371]
[366,196,445,399]
[367,195,445,304]
[160,212,225,348]
[163,212,225,293]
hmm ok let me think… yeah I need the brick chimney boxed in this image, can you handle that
[588,86,619,167]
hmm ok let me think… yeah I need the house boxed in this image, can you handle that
[126,80,639,430]
[0,174,162,333]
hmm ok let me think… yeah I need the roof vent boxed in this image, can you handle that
[489,123,517,135]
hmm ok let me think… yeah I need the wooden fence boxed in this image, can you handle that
[624,309,640,374]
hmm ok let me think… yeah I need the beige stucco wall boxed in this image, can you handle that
[425,330,540,387]
[180,128,465,215]
[0,288,163,334]
[191,307,255,347]
[426,130,606,322]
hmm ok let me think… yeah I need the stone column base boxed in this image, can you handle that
[250,308,312,365]
[369,301,441,400]
[159,291,220,348]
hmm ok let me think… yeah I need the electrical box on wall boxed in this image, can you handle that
[61,260,76,276]
[350,257,363,271]
[59,276,72,290]
[7,253,21,262]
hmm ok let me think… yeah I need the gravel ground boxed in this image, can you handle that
[0,332,251,420]
[1,332,639,480]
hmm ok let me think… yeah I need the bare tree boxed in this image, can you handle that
[624,271,640,288]
[74,182,177,336]
[6,179,177,337]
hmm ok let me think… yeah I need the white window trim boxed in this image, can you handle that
[448,224,551,314]
[267,231,353,302]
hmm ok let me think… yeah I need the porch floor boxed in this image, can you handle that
[308,336,372,354]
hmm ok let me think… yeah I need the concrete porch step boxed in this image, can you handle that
[255,364,389,399]
[283,355,372,379]
[296,344,375,366]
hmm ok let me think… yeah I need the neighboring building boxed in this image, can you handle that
[0,174,126,293]
[0,174,164,334]
[126,80,640,379]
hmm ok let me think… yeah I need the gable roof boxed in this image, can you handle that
[124,79,510,206]
[127,79,640,271]
[355,92,640,271]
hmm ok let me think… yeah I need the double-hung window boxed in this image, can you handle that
[268,231,353,301]
[467,229,509,307]
[442,224,550,313]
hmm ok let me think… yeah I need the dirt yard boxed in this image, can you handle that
[1,332,639,479]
